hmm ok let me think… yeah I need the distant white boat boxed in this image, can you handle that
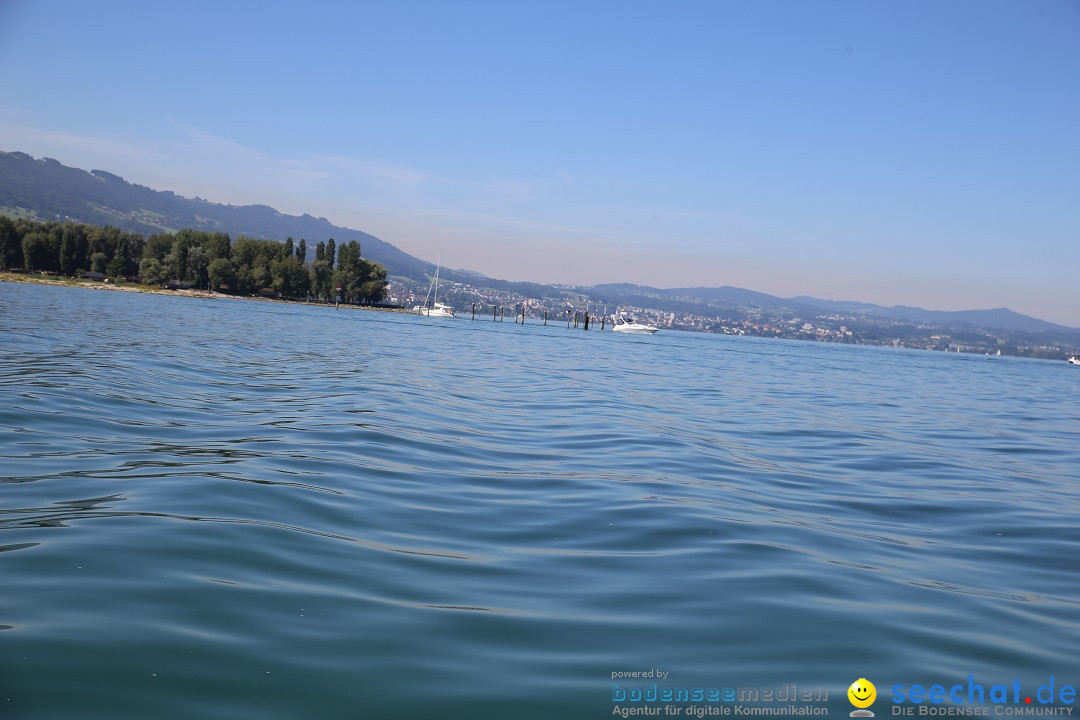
[611,313,659,335]
[412,260,455,318]
[1068,355,1080,365]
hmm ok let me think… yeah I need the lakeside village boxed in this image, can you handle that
[1,215,1074,360]
[5,266,1074,361]
[386,278,1079,361]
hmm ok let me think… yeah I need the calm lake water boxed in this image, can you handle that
[2,281,1079,720]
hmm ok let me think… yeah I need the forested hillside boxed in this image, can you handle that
[0,150,428,283]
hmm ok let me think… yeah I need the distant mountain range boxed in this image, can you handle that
[2,149,1074,334]
[584,284,1077,334]
[786,297,1073,334]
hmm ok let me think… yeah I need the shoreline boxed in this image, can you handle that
[5,272,1076,362]
[0,272,409,314]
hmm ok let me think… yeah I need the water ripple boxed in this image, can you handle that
[2,282,1079,719]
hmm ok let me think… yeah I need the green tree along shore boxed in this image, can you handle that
[0,215,387,303]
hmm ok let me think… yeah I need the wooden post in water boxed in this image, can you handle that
[493,305,497,321]
[500,306,505,322]
[601,315,606,330]
[520,305,525,324]
[472,303,476,320]
[584,311,590,330]
[544,310,548,326]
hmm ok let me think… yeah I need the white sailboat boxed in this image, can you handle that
[411,260,455,318]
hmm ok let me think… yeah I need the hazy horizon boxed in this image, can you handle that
[2,1,1077,325]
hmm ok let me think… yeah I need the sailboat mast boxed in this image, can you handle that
[433,260,440,307]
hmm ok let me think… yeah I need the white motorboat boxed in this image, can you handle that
[412,260,455,318]
[1068,355,1080,365]
[611,314,659,334]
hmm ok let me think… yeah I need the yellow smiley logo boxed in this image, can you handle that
[848,678,876,709]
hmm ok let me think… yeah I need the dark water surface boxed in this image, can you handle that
[2,282,1079,719]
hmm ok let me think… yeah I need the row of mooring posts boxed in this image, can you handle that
[469,304,607,330]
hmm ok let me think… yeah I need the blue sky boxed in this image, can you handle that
[2,1,1078,325]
